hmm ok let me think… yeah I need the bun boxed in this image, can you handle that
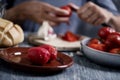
[0,18,24,47]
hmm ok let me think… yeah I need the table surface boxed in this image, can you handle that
[0,33,120,80]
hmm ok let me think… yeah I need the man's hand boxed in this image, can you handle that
[77,2,114,26]
[4,1,69,24]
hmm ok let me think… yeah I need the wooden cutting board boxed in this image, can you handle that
[28,33,87,51]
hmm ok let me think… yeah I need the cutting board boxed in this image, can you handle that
[28,33,87,51]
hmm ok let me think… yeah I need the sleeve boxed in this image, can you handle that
[91,0,119,15]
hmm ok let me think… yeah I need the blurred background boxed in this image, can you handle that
[113,0,120,12]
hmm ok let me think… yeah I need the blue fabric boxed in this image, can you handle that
[13,0,119,37]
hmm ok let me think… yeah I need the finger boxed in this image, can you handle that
[85,13,99,24]
[43,3,69,15]
[78,6,88,16]
[49,21,60,26]
[84,5,104,25]
[77,2,93,15]
[93,18,104,26]
[48,16,69,22]
[45,13,69,22]
[68,3,79,12]
[79,8,93,19]
[35,11,69,23]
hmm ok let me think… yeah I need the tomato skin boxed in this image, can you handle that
[87,38,101,45]
[88,43,106,51]
[109,48,120,54]
[87,38,106,51]
[105,32,120,49]
[40,44,57,60]
[98,27,115,40]
[61,31,79,42]
[28,47,50,65]
[110,32,120,36]
[57,5,72,17]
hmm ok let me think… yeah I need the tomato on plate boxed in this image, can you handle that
[87,38,101,45]
[28,44,58,65]
[40,44,57,60]
[28,47,50,65]
[109,48,120,54]
[61,31,79,42]
[57,5,72,17]
[98,27,115,40]
[88,43,106,51]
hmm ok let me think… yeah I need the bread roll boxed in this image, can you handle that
[0,18,24,47]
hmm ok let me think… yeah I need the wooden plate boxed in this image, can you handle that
[0,47,73,73]
[28,33,86,51]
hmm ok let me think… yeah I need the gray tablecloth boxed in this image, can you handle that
[0,33,120,80]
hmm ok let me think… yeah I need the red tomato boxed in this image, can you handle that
[109,48,120,54]
[105,32,120,49]
[87,38,101,45]
[61,31,79,42]
[40,44,57,60]
[88,43,106,51]
[28,47,50,65]
[57,5,72,17]
[98,27,115,40]
[110,32,120,36]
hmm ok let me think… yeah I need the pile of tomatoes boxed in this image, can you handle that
[87,27,120,54]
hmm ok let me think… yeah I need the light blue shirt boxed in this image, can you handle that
[14,0,118,37]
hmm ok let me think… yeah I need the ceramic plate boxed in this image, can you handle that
[81,38,120,67]
[0,47,73,73]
